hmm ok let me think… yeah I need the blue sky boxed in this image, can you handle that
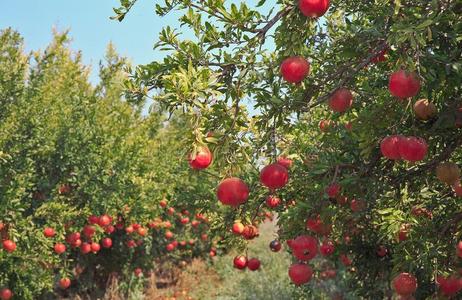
[0,0,187,83]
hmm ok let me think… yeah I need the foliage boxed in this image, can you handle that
[114,0,462,299]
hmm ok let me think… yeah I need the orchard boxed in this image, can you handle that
[1,0,462,299]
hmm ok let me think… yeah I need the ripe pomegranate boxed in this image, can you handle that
[350,199,366,212]
[160,199,168,207]
[326,183,341,198]
[91,242,101,253]
[270,240,282,252]
[2,240,16,253]
[288,263,313,285]
[414,99,437,120]
[277,156,293,169]
[328,88,353,113]
[298,0,330,18]
[232,222,244,235]
[105,225,115,234]
[54,243,66,254]
[398,224,410,242]
[126,240,136,248]
[265,195,281,208]
[165,231,174,239]
[340,254,352,266]
[163,221,172,229]
[166,243,175,251]
[167,207,175,215]
[0,288,12,300]
[180,217,189,225]
[392,273,417,296]
[125,225,134,234]
[217,177,249,206]
[134,268,143,277]
[247,258,261,271]
[289,235,318,261]
[191,220,200,228]
[81,242,91,254]
[59,278,71,289]
[380,135,403,160]
[319,119,334,132]
[280,56,310,83]
[436,276,462,296]
[98,214,112,227]
[82,225,96,238]
[436,162,460,185]
[242,225,259,240]
[101,238,113,248]
[389,70,421,99]
[260,163,289,190]
[137,227,148,236]
[454,182,462,197]
[306,215,331,236]
[233,255,248,269]
[189,145,213,169]
[43,227,55,238]
[398,137,428,162]
[377,245,388,257]
[320,240,335,256]
[58,184,71,195]
[88,215,99,224]
[201,233,208,241]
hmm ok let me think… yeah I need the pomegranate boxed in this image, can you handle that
[326,183,341,198]
[82,225,96,238]
[43,227,55,238]
[91,242,101,253]
[247,258,261,271]
[340,254,352,266]
[80,243,91,254]
[328,88,353,113]
[242,225,259,240]
[288,263,313,285]
[350,199,366,212]
[392,273,417,296]
[160,199,168,207]
[217,177,249,206]
[88,215,99,224]
[289,235,318,261]
[380,135,403,160]
[319,119,334,132]
[436,162,460,185]
[232,222,244,235]
[436,276,462,296]
[165,231,174,239]
[414,99,436,120]
[265,195,281,208]
[189,145,213,169]
[260,163,289,190]
[2,240,16,253]
[134,268,143,277]
[101,238,113,248]
[377,245,388,257]
[298,0,330,18]
[270,240,282,252]
[320,240,335,256]
[59,278,71,289]
[54,243,66,254]
[398,137,428,162]
[98,214,112,227]
[389,70,421,99]
[280,56,310,83]
[277,156,293,169]
[0,288,12,300]
[166,243,175,251]
[233,255,247,269]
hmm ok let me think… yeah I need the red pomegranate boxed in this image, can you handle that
[189,145,213,170]
[393,273,417,296]
[242,225,259,240]
[377,245,388,257]
[326,183,341,198]
[233,255,248,269]
[217,177,249,206]
[298,0,330,18]
[101,238,113,248]
[328,88,353,113]
[80,242,91,254]
[134,268,143,277]
[277,156,293,169]
[88,215,99,224]
[270,240,282,252]
[54,243,66,254]
[289,235,318,261]
[398,137,428,162]
[320,240,335,256]
[0,288,12,300]
[2,240,16,253]
[43,227,55,238]
[436,276,462,296]
[288,263,313,285]
[319,119,334,132]
[260,163,289,190]
[91,242,101,253]
[232,222,244,235]
[265,196,281,208]
[380,135,403,160]
[98,214,112,227]
[59,278,71,289]
[280,56,310,83]
[389,70,421,99]
[247,258,261,271]
[166,243,175,251]
[82,225,96,238]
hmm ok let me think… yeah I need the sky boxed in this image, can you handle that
[0,0,187,83]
